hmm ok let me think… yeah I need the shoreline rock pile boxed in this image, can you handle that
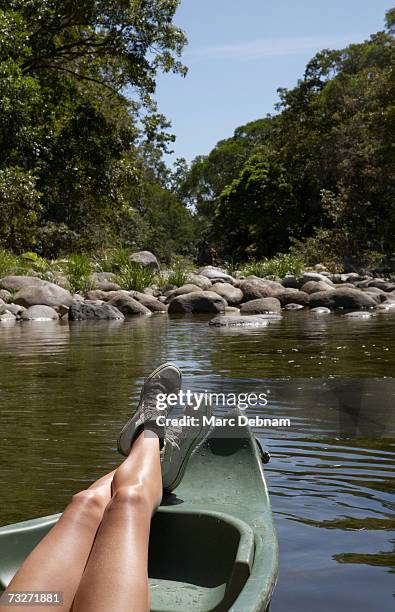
[0,256,394,324]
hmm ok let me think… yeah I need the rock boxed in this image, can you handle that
[333,283,357,289]
[0,275,48,291]
[309,288,376,310]
[361,287,385,295]
[21,305,59,321]
[239,279,280,302]
[198,266,235,283]
[332,273,360,284]
[277,289,310,307]
[69,302,124,320]
[2,303,25,317]
[343,311,373,319]
[129,291,167,313]
[367,280,395,292]
[13,282,73,308]
[0,310,16,322]
[0,289,12,302]
[165,284,202,302]
[240,297,281,314]
[129,250,160,272]
[301,272,334,286]
[91,272,118,283]
[107,295,151,316]
[310,307,331,314]
[168,291,226,314]
[85,290,109,301]
[374,303,395,312]
[301,281,337,294]
[284,303,305,310]
[224,306,240,314]
[95,281,121,292]
[281,275,301,289]
[211,282,243,305]
[189,274,212,290]
[209,315,270,327]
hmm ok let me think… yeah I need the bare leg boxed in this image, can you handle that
[0,472,115,612]
[72,431,162,612]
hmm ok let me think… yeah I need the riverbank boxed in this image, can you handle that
[1,251,394,324]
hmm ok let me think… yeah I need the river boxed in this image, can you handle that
[0,312,394,611]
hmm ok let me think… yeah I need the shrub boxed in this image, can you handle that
[165,256,195,287]
[62,254,94,294]
[240,253,305,279]
[0,249,21,277]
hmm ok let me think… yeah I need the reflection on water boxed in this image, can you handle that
[0,313,394,611]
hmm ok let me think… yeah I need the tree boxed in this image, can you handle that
[0,1,190,256]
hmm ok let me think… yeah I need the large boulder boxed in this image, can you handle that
[300,272,334,286]
[189,274,212,290]
[209,315,270,327]
[309,288,377,310]
[165,284,202,302]
[239,279,281,302]
[69,302,124,320]
[129,291,167,313]
[211,282,243,305]
[198,266,235,284]
[21,305,59,321]
[301,281,334,294]
[85,290,109,301]
[129,250,160,272]
[277,289,310,307]
[168,291,226,314]
[240,297,281,314]
[13,281,73,308]
[0,275,48,291]
[107,295,151,316]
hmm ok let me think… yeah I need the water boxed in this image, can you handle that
[0,313,394,611]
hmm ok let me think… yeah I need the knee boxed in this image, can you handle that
[109,485,149,513]
[70,489,106,521]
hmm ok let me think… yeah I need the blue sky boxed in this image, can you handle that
[154,0,391,163]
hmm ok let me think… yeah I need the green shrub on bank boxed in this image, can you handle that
[165,256,195,287]
[96,248,155,291]
[62,254,94,294]
[0,250,21,277]
[240,253,305,279]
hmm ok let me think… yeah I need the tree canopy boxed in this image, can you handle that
[0,0,196,258]
[181,9,395,267]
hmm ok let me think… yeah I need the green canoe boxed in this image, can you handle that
[0,420,278,611]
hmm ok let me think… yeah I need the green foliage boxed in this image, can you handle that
[0,0,192,259]
[0,168,42,252]
[62,254,94,294]
[240,254,305,279]
[165,256,195,287]
[116,263,155,293]
[181,11,395,267]
[0,249,21,277]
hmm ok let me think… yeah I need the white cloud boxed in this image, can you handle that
[189,35,361,60]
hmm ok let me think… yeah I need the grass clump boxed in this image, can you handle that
[165,256,195,287]
[96,248,155,291]
[62,254,94,294]
[240,253,305,279]
[0,249,21,277]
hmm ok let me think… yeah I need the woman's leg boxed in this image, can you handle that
[72,431,162,612]
[0,471,115,612]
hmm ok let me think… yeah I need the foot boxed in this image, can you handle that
[161,398,213,493]
[117,363,182,456]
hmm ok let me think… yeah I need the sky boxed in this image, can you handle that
[154,0,391,163]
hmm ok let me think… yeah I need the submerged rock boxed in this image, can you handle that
[343,311,373,319]
[209,315,270,327]
[284,303,305,310]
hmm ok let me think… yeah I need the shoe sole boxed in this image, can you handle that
[117,362,182,456]
[163,403,213,493]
